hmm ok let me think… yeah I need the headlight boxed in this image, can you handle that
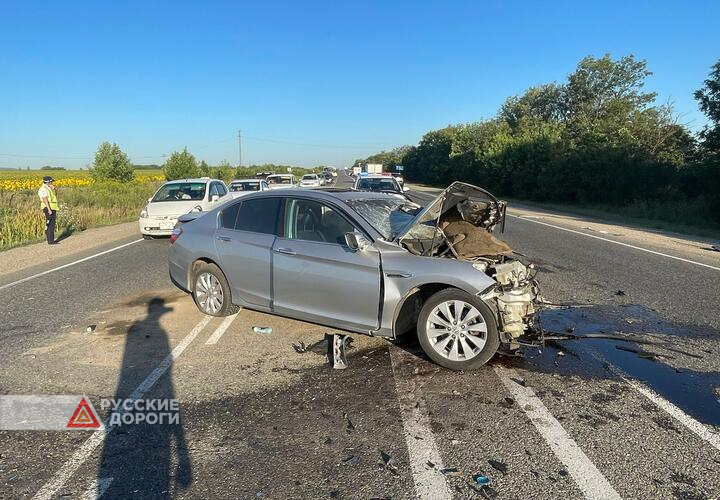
[190,205,203,213]
[139,207,148,218]
[472,262,489,272]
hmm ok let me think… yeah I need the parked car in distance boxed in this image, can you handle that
[300,174,321,188]
[168,183,541,370]
[139,178,229,238]
[354,174,408,195]
[266,174,297,189]
[229,179,270,198]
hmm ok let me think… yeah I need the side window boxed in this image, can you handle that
[261,181,269,190]
[209,183,219,198]
[216,183,227,197]
[285,199,354,244]
[235,198,281,235]
[220,202,241,229]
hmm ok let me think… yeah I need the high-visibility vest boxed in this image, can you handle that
[39,186,59,211]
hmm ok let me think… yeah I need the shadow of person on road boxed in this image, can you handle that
[97,297,192,497]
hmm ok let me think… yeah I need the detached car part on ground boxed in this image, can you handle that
[168,182,543,370]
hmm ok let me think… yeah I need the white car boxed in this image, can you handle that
[266,174,297,189]
[228,178,270,198]
[139,178,229,238]
[353,174,408,195]
[300,174,321,188]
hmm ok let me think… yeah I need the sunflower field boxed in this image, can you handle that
[0,170,164,250]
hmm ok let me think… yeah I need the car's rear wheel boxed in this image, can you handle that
[417,288,499,370]
[192,262,239,317]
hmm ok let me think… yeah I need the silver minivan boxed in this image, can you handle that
[168,183,541,370]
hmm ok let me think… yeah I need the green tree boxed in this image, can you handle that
[695,60,720,153]
[215,160,234,182]
[163,148,199,180]
[198,160,210,177]
[90,142,134,182]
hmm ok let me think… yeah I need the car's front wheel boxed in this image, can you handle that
[192,262,239,317]
[417,288,499,370]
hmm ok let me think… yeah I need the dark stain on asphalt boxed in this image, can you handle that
[522,304,720,427]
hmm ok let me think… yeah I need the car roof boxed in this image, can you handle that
[235,188,404,204]
[164,178,220,184]
[230,179,260,183]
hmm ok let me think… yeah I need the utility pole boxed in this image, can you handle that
[238,129,242,167]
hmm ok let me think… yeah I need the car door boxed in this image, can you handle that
[271,197,381,331]
[214,197,281,309]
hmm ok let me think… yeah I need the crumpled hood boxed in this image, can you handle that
[395,182,506,245]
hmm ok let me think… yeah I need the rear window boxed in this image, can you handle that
[268,176,293,185]
[302,175,316,180]
[356,178,399,192]
[152,182,206,202]
[230,182,260,192]
[235,198,281,235]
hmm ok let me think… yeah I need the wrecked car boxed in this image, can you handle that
[168,182,542,370]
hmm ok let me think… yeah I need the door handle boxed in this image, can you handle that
[274,247,296,255]
[385,271,413,278]
[215,235,231,242]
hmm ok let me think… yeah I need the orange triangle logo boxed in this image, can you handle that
[67,397,101,428]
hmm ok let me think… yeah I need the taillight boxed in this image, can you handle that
[169,226,183,244]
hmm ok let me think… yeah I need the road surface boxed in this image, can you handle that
[1,171,718,499]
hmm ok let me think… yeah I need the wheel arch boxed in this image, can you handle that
[188,257,225,291]
[392,282,474,338]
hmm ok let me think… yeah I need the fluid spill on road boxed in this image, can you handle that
[528,304,720,427]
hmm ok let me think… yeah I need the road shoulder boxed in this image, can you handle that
[0,221,141,278]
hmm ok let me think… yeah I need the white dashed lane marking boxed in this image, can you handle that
[494,365,622,500]
[389,346,453,500]
[33,315,213,500]
[205,312,240,345]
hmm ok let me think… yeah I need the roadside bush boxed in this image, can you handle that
[163,148,199,180]
[90,142,134,182]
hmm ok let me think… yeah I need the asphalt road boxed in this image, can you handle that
[1,172,719,499]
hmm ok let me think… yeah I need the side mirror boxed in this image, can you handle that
[345,232,370,251]
[211,194,220,202]
[403,186,410,192]
[345,232,359,250]
[148,197,153,203]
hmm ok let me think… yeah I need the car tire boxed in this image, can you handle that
[191,262,240,317]
[417,288,499,370]
[142,234,154,240]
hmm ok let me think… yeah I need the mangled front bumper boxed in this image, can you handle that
[480,260,543,345]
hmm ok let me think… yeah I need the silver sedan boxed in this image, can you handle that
[168,182,541,370]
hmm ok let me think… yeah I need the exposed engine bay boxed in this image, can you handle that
[397,182,543,347]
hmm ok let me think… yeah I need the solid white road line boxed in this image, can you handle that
[626,377,720,452]
[33,315,213,500]
[583,348,720,453]
[509,214,720,271]
[389,346,452,500]
[205,312,240,345]
[79,477,113,500]
[0,239,144,292]
[494,365,622,500]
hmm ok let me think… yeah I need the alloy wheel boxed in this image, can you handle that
[195,272,223,314]
[425,299,488,361]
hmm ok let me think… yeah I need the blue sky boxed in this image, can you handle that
[0,0,718,168]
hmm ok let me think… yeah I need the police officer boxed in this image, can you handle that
[38,175,59,245]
